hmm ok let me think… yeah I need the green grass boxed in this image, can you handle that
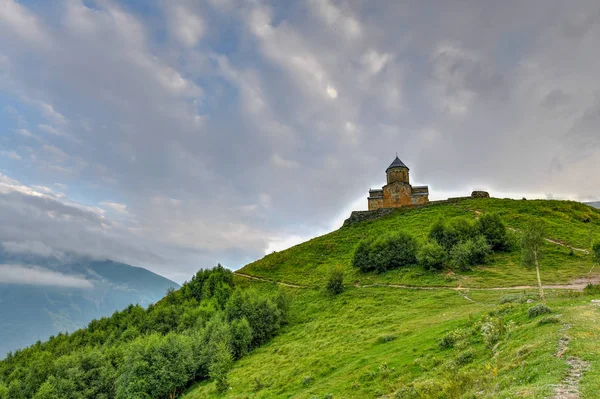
[184,198,600,398]
[241,198,600,288]
[184,285,600,398]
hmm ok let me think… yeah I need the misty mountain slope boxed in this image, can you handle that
[0,253,179,357]
[586,201,600,209]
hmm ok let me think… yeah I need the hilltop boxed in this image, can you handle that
[239,198,598,289]
[185,198,600,398]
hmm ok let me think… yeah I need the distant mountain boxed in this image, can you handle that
[0,249,179,357]
[585,201,600,209]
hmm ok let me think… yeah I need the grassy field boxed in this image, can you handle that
[185,284,600,398]
[184,198,600,398]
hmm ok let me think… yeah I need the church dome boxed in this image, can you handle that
[386,156,409,172]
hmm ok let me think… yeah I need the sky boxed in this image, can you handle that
[0,0,599,283]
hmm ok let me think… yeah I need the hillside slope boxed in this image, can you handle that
[185,198,600,398]
[240,198,599,288]
[0,253,179,357]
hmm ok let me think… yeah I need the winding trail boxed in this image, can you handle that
[553,324,589,399]
[233,272,306,288]
[233,272,598,292]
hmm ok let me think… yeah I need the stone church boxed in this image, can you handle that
[367,156,429,210]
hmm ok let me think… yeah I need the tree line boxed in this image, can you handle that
[0,265,289,398]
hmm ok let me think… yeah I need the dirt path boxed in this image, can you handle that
[234,272,598,292]
[506,227,590,254]
[233,272,306,288]
[553,324,589,399]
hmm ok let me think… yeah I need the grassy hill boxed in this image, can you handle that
[185,198,600,398]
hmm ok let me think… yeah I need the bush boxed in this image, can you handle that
[537,315,561,325]
[429,218,479,251]
[499,294,526,304]
[584,283,600,295]
[352,232,418,273]
[352,240,373,273]
[481,317,505,349]
[450,236,491,271]
[454,349,475,366]
[326,269,345,296]
[476,214,509,250]
[377,335,397,344]
[439,329,466,349]
[593,242,600,264]
[417,241,447,270]
[528,304,552,318]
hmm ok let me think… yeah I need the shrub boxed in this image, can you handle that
[481,318,505,349]
[417,241,447,270]
[326,268,345,296]
[528,304,552,318]
[352,232,418,273]
[352,240,374,273]
[584,283,600,295]
[454,349,475,366]
[377,335,397,344]
[593,242,600,264]
[372,232,418,273]
[499,294,526,304]
[450,236,491,271]
[439,329,466,349]
[476,214,509,250]
[429,218,479,251]
[537,315,561,326]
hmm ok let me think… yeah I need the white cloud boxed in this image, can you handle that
[100,201,128,214]
[362,50,391,75]
[39,102,67,125]
[0,0,49,46]
[326,85,338,99]
[16,128,33,137]
[0,150,21,160]
[0,264,93,288]
[169,5,205,47]
[272,154,299,169]
[308,0,362,38]
[38,124,69,138]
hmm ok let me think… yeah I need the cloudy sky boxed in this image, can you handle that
[0,0,599,282]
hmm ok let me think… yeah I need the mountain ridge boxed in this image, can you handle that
[0,250,179,357]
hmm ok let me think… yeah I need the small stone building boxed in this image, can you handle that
[367,156,429,210]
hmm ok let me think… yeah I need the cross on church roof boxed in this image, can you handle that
[386,155,409,172]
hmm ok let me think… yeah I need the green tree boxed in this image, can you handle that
[352,240,373,273]
[589,242,600,281]
[476,214,509,250]
[209,341,233,393]
[0,382,8,399]
[417,241,447,271]
[450,236,491,271]
[116,333,194,399]
[326,268,345,296]
[230,318,253,359]
[521,220,546,302]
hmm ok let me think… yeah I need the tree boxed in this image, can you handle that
[521,220,546,302]
[209,341,233,393]
[352,240,374,273]
[326,268,345,296]
[476,214,509,250]
[589,242,600,282]
[417,241,447,271]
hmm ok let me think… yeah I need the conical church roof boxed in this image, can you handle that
[386,155,409,171]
